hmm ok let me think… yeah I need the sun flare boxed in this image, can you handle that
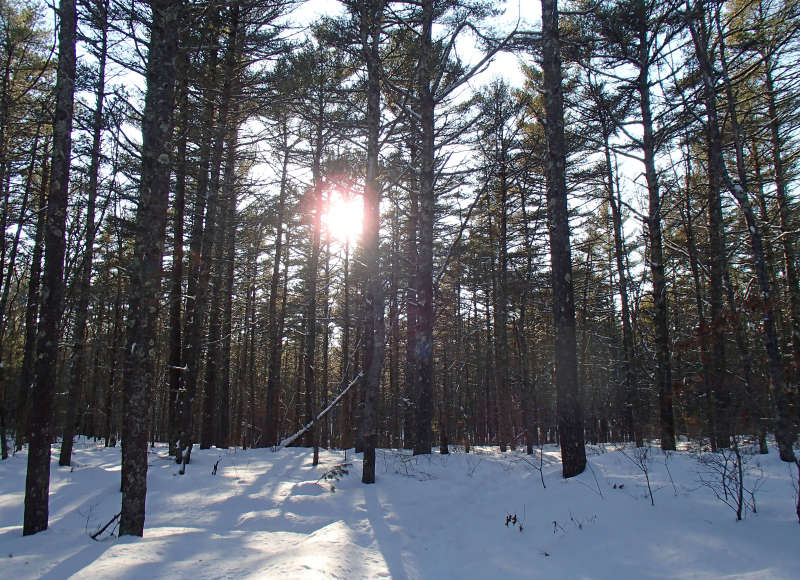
[323,189,363,245]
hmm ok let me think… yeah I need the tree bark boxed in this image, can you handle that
[60,0,108,466]
[23,0,77,536]
[635,0,675,451]
[358,0,385,483]
[413,0,435,456]
[119,0,180,537]
[540,0,586,478]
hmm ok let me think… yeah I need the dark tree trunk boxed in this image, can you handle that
[201,4,239,451]
[764,55,800,390]
[16,144,49,450]
[688,13,730,449]
[634,4,675,451]
[60,0,108,466]
[715,11,795,462]
[403,141,419,451]
[119,0,180,537]
[23,0,77,536]
[413,0,435,456]
[540,0,586,478]
[265,125,290,447]
[601,126,639,446]
[217,102,239,449]
[358,0,385,483]
[167,28,190,457]
[341,240,354,448]
[1,126,43,458]
[176,1,220,467]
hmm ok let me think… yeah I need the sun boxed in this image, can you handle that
[323,189,363,245]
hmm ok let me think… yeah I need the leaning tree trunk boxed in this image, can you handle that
[540,0,586,478]
[23,0,77,536]
[715,10,795,462]
[119,0,180,537]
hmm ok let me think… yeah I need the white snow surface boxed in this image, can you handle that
[1,440,798,579]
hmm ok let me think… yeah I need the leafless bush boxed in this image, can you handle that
[697,438,763,521]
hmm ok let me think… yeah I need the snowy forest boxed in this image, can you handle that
[1,0,799,558]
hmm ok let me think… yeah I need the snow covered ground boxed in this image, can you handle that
[1,439,798,579]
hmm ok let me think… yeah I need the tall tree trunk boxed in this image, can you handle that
[389,204,401,448]
[341,239,354,448]
[167,26,190,457]
[495,135,511,452]
[1,125,42,459]
[413,0,435,456]
[540,0,586,478]
[23,0,77,536]
[217,107,239,449]
[403,141,419,451]
[602,130,639,446]
[358,0,385,483]
[636,2,675,451]
[763,54,800,387]
[265,124,290,447]
[16,143,49,451]
[60,0,108,465]
[176,0,220,467]
[715,10,795,462]
[119,0,180,537]
[688,11,730,449]
[201,3,239,451]
[302,118,324,461]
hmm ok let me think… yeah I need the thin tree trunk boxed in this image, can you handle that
[1,126,42,459]
[715,10,794,462]
[16,143,49,450]
[23,0,77,536]
[265,124,290,447]
[176,0,220,467]
[167,27,190,457]
[201,3,239,451]
[413,0,435,456]
[60,1,108,465]
[763,55,800,386]
[636,3,674,450]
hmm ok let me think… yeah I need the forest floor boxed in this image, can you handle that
[1,438,798,579]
